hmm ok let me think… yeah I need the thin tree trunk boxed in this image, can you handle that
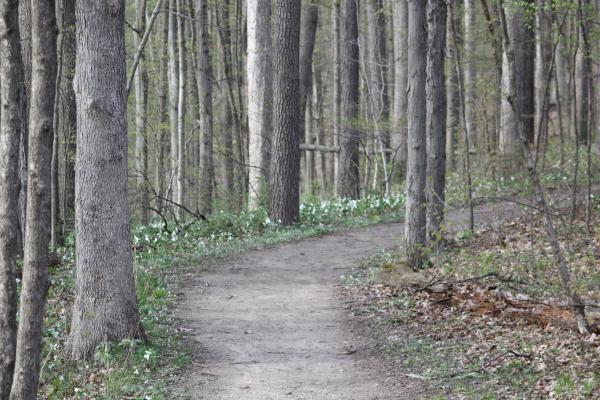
[392,0,408,177]
[463,0,477,149]
[9,0,56,397]
[405,0,427,268]
[59,0,76,237]
[426,0,447,243]
[332,0,341,192]
[445,5,459,171]
[51,2,64,252]
[0,0,21,395]
[269,0,301,225]
[156,5,169,212]
[196,0,214,214]
[337,0,360,199]
[176,0,187,216]
[135,0,150,224]
[69,0,145,359]
[18,0,32,253]
[168,0,179,201]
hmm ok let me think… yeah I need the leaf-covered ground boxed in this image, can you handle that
[341,203,600,399]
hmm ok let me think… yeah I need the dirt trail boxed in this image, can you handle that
[172,202,522,399]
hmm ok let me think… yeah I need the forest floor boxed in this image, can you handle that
[169,200,523,399]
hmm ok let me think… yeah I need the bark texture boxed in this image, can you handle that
[463,0,477,148]
[10,0,56,397]
[392,0,408,173]
[269,0,301,225]
[196,0,214,214]
[0,0,20,396]
[426,0,447,242]
[246,0,272,209]
[499,0,535,164]
[69,0,144,360]
[405,0,427,268]
[135,0,149,224]
[337,0,360,199]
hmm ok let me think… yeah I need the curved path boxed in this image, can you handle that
[172,203,521,399]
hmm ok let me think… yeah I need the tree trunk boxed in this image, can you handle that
[135,0,149,224]
[426,0,447,243]
[0,0,21,396]
[69,0,144,360]
[337,0,360,199]
[463,0,477,149]
[575,0,591,145]
[196,0,214,215]
[534,0,552,146]
[246,0,272,209]
[18,0,32,253]
[332,0,341,192]
[445,5,459,171]
[156,5,169,212]
[405,0,427,269]
[499,0,535,166]
[392,0,408,177]
[59,0,76,237]
[168,0,179,201]
[9,0,56,397]
[299,2,319,195]
[176,0,187,215]
[269,0,301,225]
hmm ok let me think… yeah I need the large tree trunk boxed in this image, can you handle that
[9,0,56,397]
[405,0,427,269]
[269,0,301,225]
[463,0,477,149]
[392,0,408,176]
[69,0,144,360]
[499,0,535,165]
[337,0,360,199]
[426,0,447,243]
[59,0,76,236]
[0,0,21,396]
[196,0,214,215]
[246,0,272,209]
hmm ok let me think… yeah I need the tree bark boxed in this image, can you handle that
[499,0,535,166]
[463,0,477,148]
[0,0,21,396]
[269,0,301,225]
[246,0,272,209]
[156,4,169,212]
[9,0,56,397]
[392,0,408,175]
[332,0,341,192]
[196,0,214,215]
[426,0,447,243]
[168,0,179,201]
[445,4,459,171]
[135,0,150,224]
[405,0,427,268]
[337,0,360,199]
[68,0,144,360]
[18,0,32,253]
[59,0,76,236]
[176,0,187,216]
